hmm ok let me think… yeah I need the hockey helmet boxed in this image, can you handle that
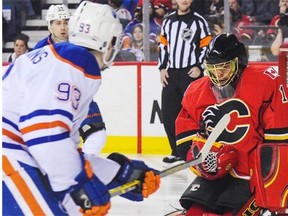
[46,4,71,29]
[204,33,248,88]
[69,1,123,66]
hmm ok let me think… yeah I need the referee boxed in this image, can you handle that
[158,0,212,163]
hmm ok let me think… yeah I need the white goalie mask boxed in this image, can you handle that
[46,4,71,30]
[69,1,123,67]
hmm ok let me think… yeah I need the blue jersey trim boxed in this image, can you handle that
[19,109,73,122]
[3,117,20,131]
[26,131,70,147]
[3,142,25,150]
[53,42,101,77]
[2,63,14,81]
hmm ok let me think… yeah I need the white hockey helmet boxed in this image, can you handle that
[46,4,71,27]
[68,1,123,66]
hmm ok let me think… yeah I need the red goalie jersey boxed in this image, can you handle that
[176,64,288,180]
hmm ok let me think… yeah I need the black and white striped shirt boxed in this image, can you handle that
[158,10,212,70]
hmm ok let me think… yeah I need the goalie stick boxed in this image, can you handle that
[109,114,231,197]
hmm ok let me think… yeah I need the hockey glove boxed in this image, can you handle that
[107,153,161,201]
[187,136,238,180]
[68,160,111,215]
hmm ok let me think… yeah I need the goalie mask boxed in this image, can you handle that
[204,33,248,89]
[69,1,123,67]
[187,136,238,180]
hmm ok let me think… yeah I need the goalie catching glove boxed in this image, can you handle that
[187,136,238,180]
[107,153,161,201]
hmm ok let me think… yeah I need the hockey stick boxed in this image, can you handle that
[109,113,231,197]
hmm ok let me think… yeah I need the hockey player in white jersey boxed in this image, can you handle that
[2,1,161,215]
[34,3,109,158]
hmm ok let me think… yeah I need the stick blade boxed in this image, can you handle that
[198,113,230,161]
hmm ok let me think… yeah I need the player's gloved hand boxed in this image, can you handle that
[187,135,238,180]
[68,160,111,215]
[107,153,161,201]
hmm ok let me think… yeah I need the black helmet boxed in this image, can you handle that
[204,33,248,88]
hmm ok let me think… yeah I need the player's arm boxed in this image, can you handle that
[262,67,288,142]
[79,100,106,156]
[175,92,200,160]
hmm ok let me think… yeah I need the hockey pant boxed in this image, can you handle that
[179,174,252,215]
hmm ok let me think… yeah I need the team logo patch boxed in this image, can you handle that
[189,183,200,191]
[182,29,193,41]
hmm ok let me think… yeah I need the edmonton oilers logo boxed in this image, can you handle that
[182,28,192,41]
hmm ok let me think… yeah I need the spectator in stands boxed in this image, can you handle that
[208,0,224,16]
[122,0,139,18]
[108,0,132,28]
[171,0,178,11]
[271,12,288,56]
[229,0,254,42]
[3,0,25,39]
[266,0,288,41]
[81,0,108,3]
[23,0,36,19]
[2,15,9,47]
[191,0,210,15]
[121,23,145,61]
[153,0,172,25]
[240,0,278,25]
[129,24,145,61]
[33,4,71,49]
[205,0,225,37]
[121,0,160,50]
[7,33,30,62]
[206,14,224,36]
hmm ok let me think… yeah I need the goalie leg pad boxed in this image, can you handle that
[251,143,288,212]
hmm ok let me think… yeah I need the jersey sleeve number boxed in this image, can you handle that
[279,84,288,103]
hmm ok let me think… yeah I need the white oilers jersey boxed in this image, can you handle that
[2,42,101,191]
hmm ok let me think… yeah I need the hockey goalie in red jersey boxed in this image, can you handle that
[175,33,288,216]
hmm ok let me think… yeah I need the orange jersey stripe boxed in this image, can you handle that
[3,156,46,215]
[49,44,101,80]
[200,35,212,48]
[3,128,25,144]
[21,121,70,134]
